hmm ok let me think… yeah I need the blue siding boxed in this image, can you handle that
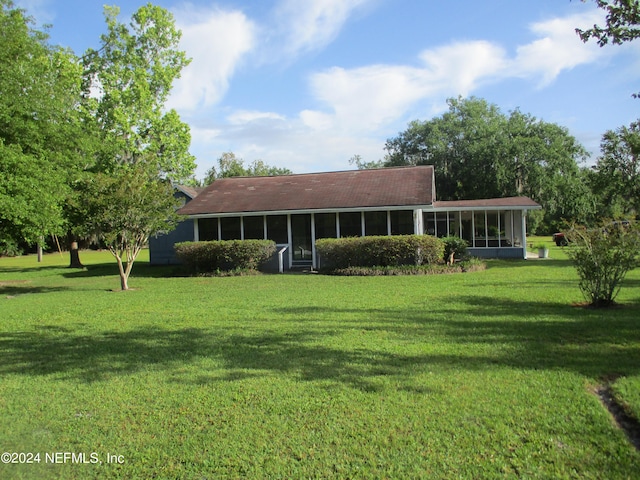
[149,220,194,265]
[468,247,526,259]
[149,190,196,265]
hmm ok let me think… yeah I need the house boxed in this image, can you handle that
[149,166,541,269]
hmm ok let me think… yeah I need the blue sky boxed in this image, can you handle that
[17,0,640,179]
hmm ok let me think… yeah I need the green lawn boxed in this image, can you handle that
[1,244,639,479]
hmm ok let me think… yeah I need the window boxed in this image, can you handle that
[424,212,436,236]
[243,216,264,240]
[315,213,337,239]
[365,211,388,236]
[474,211,487,247]
[425,212,451,237]
[486,212,500,247]
[448,212,460,238]
[220,217,241,240]
[267,215,288,244]
[501,211,515,246]
[339,212,361,237]
[198,218,218,241]
[460,211,473,244]
[436,212,449,238]
[391,210,413,235]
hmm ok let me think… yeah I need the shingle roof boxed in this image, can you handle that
[179,166,436,215]
[176,185,204,199]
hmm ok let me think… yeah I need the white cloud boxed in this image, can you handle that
[512,10,606,86]
[185,6,623,178]
[273,0,374,57]
[167,6,256,112]
[227,110,286,125]
[298,9,613,136]
[419,41,508,94]
[302,40,507,134]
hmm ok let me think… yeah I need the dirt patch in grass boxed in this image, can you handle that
[0,280,30,287]
[1,280,30,298]
[593,379,640,451]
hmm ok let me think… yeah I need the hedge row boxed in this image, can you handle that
[316,235,444,270]
[175,240,276,273]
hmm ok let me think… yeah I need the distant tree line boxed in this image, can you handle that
[353,95,639,234]
[202,152,292,185]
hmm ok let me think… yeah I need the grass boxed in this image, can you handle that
[0,243,639,479]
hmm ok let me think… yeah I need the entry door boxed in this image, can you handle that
[291,214,312,263]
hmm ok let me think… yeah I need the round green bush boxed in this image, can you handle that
[175,240,276,273]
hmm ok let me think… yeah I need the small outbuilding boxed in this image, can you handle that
[149,166,541,268]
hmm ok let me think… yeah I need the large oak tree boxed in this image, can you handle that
[0,1,87,255]
[384,97,593,233]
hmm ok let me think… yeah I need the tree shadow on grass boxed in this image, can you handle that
[0,327,216,383]
[274,296,640,380]
[0,327,424,392]
[0,283,70,297]
[429,295,640,378]
[61,262,179,280]
[0,265,67,275]
[1,294,638,389]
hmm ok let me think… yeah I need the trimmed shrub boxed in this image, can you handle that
[565,220,640,307]
[442,236,469,264]
[175,240,276,274]
[316,235,444,271]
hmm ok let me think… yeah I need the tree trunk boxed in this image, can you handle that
[114,254,129,291]
[37,239,43,263]
[69,241,84,268]
[119,270,129,291]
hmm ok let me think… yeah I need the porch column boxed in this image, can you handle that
[193,219,199,242]
[311,213,317,269]
[413,209,424,235]
[521,209,528,259]
[287,214,293,266]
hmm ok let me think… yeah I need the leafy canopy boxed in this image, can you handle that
[577,0,640,46]
[384,97,593,233]
[0,1,86,248]
[577,0,640,97]
[588,122,640,219]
